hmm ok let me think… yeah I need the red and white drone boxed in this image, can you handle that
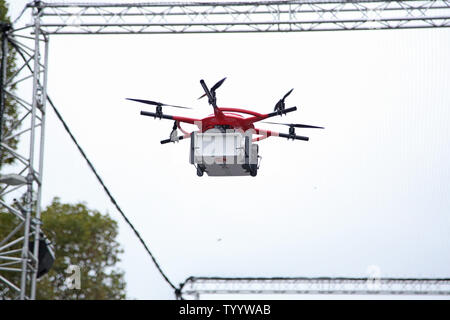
[127,78,323,177]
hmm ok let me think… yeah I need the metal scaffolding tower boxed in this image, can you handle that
[0,4,48,300]
[1,0,449,300]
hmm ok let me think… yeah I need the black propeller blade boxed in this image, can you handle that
[282,88,294,101]
[126,98,191,109]
[263,121,324,129]
[274,88,294,112]
[211,77,227,92]
[198,77,226,100]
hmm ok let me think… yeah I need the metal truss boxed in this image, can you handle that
[30,0,450,34]
[0,5,48,300]
[180,277,450,299]
[1,0,450,300]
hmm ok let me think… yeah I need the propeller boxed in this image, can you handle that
[274,88,294,112]
[198,77,226,100]
[282,88,294,100]
[211,77,227,92]
[263,121,324,129]
[126,98,191,109]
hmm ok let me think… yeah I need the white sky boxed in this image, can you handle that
[5,1,450,299]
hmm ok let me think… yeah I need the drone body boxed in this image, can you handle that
[127,78,323,177]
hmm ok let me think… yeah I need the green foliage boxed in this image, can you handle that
[0,207,21,298]
[36,198,126,299]
[0,0,20,168]
[0,198,127,299]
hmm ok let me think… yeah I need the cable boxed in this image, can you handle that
[6,34,178,292]
[46,96,178,291]
[12,5,29,25]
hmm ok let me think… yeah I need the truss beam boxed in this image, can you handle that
[28,0,450,34]
[181,277,450,298]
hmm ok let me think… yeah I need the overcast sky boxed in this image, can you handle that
[5,1,450,299]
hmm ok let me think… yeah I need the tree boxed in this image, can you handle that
[0,198,127,299]
[36,198,126,299]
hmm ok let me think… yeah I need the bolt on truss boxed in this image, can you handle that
[180,277,450,299]
[0,5,49,300]
[30,0,450,34]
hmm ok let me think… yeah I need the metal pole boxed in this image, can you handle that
[30,35,48,299]
[0,23,10,165]
[19,4,41,300]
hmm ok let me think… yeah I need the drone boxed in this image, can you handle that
[127,78,324,177]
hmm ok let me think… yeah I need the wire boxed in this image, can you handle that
[12,4,29,25]
[46,96,178,291]
[6,34,179,292]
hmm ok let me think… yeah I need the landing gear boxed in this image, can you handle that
[249,164,257,177]
[196,166,204,177]
[169,121,179,142]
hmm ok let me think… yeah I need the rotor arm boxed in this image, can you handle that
[140,110,174,120]
[265,106,298,118]
[254,128,309,141]
[140,111,200,125]
[245,106,297,125]
[161,133,191,144]
[278,132,309,141]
